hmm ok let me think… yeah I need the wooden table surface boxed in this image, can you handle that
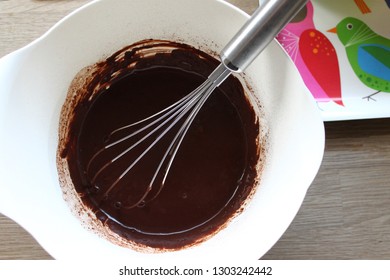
[1,0,389,260]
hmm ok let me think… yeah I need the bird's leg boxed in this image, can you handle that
[362,90,381,102]
[316,102,325,112]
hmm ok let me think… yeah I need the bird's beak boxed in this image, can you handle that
[327,27,337,33]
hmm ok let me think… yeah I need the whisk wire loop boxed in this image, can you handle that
[87,64,231,208]
[85,0,309,208]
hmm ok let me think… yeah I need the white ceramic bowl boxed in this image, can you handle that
[0,0,324,260]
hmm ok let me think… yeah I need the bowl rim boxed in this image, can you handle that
[0,0,325,260]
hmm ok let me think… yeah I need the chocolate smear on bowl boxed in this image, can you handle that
[57,39,267,252]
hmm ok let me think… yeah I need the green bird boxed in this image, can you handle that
[328,17,390,101]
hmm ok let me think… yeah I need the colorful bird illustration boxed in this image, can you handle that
[276,1,344,106]
[328,17,390,100]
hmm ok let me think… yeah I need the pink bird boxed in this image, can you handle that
[276,1,344,106]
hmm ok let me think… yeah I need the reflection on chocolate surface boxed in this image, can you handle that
[57,39,266,251]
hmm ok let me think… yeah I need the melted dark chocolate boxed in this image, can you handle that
[59,40,261,250]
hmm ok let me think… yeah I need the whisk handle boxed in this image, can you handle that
[221,0,307,72]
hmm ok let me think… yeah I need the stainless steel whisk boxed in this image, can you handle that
[87,0,308,209]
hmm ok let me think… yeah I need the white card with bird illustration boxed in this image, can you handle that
[264,0,390,121]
